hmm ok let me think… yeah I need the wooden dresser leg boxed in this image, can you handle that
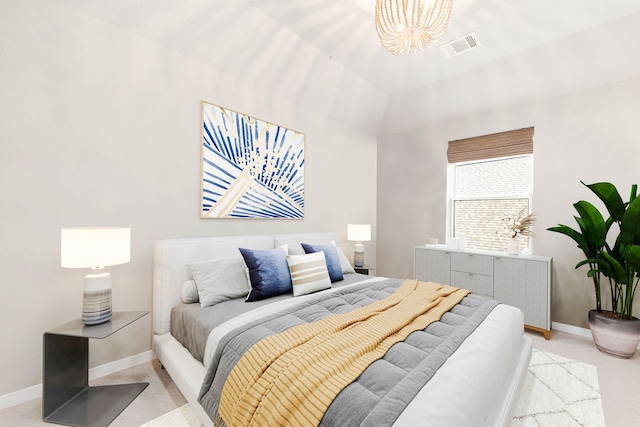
[524,325,551,340]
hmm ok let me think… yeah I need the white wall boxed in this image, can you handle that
[0,0,384,397]
[377,75,640,330]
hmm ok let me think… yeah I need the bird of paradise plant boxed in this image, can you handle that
[548,181,640,320]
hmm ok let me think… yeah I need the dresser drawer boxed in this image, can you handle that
[451,271,493,298]
[451,252,494,276]
[414,247,450,285]
[414,246,552,340]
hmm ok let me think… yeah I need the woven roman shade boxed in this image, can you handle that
[447,127,534,164]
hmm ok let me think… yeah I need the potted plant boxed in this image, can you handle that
[548,181,640,358]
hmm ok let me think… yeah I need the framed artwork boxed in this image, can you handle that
[200,101,305,219]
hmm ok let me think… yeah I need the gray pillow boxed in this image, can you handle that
[187,254,250,308]
[336,246,356,274]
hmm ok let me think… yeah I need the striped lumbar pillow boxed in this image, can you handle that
[287,251,332,297]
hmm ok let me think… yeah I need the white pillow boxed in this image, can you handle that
[181,280,199,304]
[287,251,332,297]
[187,254,250,308]
[287,244,305,256]
[335,246,356,274]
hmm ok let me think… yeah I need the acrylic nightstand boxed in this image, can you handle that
[43,311,149,427]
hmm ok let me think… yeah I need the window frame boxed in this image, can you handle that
[445,153,534,252]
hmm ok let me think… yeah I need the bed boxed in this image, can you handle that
[152,232,532,427]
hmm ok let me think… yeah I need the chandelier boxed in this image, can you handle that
[375,0,454,55]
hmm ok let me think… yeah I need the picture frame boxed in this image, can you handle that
[200,101,305,219]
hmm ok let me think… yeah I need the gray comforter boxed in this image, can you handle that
[170,273,369,363]
[198,278,499,426]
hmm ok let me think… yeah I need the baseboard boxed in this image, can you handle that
[88,349,156,380]
[551,321,593,339]
[552,320,640,350]
[0,384,42,413]
[0,350,156,411]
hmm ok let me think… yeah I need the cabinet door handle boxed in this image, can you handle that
[468,272,474,276]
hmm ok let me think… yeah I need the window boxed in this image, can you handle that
[446,128,534,253]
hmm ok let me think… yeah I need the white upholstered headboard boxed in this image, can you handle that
[272,232,339,254]
[152,232,340,335]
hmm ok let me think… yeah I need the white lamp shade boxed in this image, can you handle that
[347,224,371,242]
[61,227,131,268]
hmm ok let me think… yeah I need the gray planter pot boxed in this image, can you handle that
[589,309,640,358]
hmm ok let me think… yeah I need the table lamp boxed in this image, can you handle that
[61,227,131,325]
[347,224,371,267]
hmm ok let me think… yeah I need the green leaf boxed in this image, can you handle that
[620,195,640,246]
[605,216,615,234]
[626,245,640,273]
[583,181,625,223]
[573,200,606,255]
[573,216,588,242]
[598,250,628,285]
[576,259,592,269]
[547,224,589,255]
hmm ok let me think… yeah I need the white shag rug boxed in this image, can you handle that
[512,349,605,427]
[143,350,605,427]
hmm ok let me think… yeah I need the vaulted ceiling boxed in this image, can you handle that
[249,0,640,95]
[56,0,640,131]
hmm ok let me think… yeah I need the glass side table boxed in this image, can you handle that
[43,311,149,427]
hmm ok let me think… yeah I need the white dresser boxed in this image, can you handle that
[414,245,552,339]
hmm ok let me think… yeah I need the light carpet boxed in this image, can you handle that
[144,350,605,427]
[140,404,201,427]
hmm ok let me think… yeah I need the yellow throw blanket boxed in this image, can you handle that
[218,279,469,427]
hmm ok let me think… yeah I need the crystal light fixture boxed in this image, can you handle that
[375,0,454,55]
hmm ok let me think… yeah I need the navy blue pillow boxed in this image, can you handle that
[240,247,293,302]
[301,243,344,283]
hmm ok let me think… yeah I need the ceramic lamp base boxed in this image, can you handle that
[354,242,364,267]
[82,271,112,325]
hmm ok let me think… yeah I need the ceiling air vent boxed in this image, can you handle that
[440,32,481,58]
